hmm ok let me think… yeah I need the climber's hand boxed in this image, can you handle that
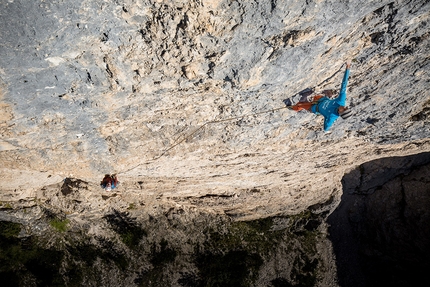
[345,62,351,69]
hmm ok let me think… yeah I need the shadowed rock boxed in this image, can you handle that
[329,152,430,287]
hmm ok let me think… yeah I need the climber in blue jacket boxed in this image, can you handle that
[290,62,352,131]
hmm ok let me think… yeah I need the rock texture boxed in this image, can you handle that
[0,184,337,287]
[0,0,430,286]
[329,152,430,287]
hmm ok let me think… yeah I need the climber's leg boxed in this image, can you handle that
[291,102,313,111]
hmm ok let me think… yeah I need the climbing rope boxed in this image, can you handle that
[154,64,345,160]
[153,105,290,160]
[119,64,345,173]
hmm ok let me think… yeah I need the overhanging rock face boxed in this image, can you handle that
[0,0,429,219]
[0,1,429,286]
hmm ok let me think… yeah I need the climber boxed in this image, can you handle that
[100,174,112,191]
[100,174,119,191]
[289,62,352,131]
[111,174,119,189]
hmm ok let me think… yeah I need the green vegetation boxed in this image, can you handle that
[0,221,126,287]
[0,202,13,209]
[0,221,65,286]
[67,239,129,271]
[135,239,178,287]
[204,217,284,255]
[119,229,144,249]
[104,210,147,249]
[290,254,319,287]
[49,218,70,232]
[0,209,323,287]
[0,220,21,238]
[196,217,282,286]
[196,250,263,287]
[150,239,177,266]
[287,211,322,286]
[196,213,322,287]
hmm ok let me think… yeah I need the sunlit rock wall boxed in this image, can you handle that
[0,0,430,286]
[1,0,429,180]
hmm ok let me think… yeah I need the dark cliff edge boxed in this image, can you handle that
[1,153,429,286]
[328,152,430,287]
[0,206,333,286]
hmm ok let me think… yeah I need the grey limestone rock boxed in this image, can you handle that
[0,0,430,286]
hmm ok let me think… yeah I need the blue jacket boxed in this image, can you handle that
[311,68,350,131]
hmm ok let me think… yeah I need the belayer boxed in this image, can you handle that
[100,174,119,191]
[289,62,352,131]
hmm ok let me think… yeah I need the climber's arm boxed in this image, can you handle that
[323,115,337,131]
[336,62,351,106]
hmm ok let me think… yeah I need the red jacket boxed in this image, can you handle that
[101,176,112,186]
